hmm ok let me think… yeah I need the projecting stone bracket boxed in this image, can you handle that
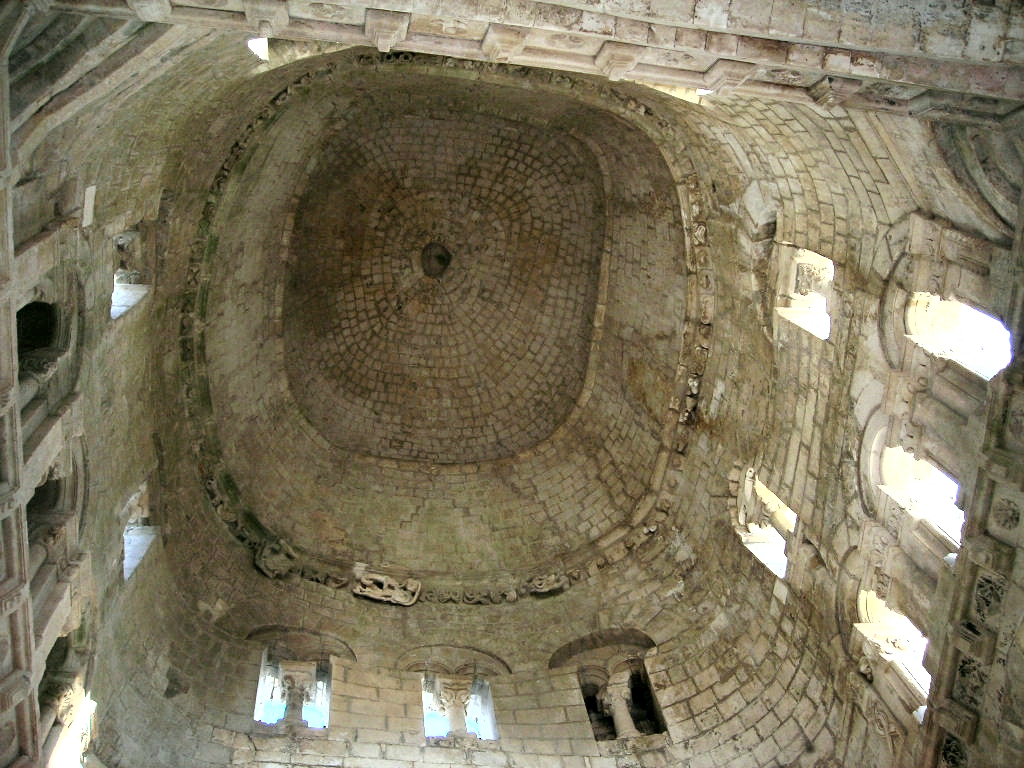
[481,24,528,63]
[127,0,171,23]
[808,75,863,107]
[595,42,644,82]
[701,60,756,94]
[365,10,410,53]
[244,0,289,36]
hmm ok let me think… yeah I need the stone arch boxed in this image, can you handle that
[547,628,655,670]
[398,644,511,677]
[548,629,664,741]
[244,625,356,663]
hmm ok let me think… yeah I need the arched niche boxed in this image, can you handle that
[548,629,664,741]
[16,269,82,454]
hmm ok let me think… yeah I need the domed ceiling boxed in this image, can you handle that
[182,53,690,597]
[283,107,605,463]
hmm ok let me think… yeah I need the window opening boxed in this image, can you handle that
[422,674,497,740]
[122,482,158,579]
[17,301,58,355]
[253,652,330,728]
[111,260,150,319]
[626,666,666,736]
[905,293,1011,380]
[775,248,834,340]
[855,589,932,698]
[880,446,965,545]
[579,667,616,741]
[736,471,798,579]
[421,674,450,738]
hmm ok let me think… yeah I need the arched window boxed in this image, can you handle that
[905,293,1011,380]
[855,589,931,713]
[121,482,158,580]
[775,247,834,340]
[16,301,58,355]
[735,470,798,578]
[253,652,331,729]
[421,673,498,740]
[879,446,964,546]
[548,630,664,742]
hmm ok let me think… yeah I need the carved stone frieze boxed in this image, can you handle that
[991,495,1021,530]
[972,572,1007,624]
[352,572,421,606]
[953,655,988,710]
[938,732,969,767]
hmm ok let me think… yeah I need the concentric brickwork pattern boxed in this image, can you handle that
[284,110,604,463]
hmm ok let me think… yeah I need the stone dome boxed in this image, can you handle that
[282,106,605,463]
[194,61,685,583]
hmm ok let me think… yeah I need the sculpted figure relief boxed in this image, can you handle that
[352,572,421,606]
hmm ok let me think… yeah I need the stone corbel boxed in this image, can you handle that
[126,0,171,23]
[700,60,756,95]
[481,24,528,63]
[365,10,410,53]
[0,672,31,710]
[949,618,997,663]
[244,0,289,38]
[808,75,862,107]
[594,42,644,82]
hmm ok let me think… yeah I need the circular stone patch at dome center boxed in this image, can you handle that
[283,110,605,463]
[421,241,452,279]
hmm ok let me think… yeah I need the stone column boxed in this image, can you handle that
[438,677,473,737]
[603,673,639,738]
[278,661,316,727]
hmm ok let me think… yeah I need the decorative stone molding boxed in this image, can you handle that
[244,0,289,36]
[962,534,1015,573]
[932,698,979,743]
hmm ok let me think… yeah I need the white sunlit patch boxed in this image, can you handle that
[248,37,269,61]
[880,446,965,545]
[907,293,1012,380]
